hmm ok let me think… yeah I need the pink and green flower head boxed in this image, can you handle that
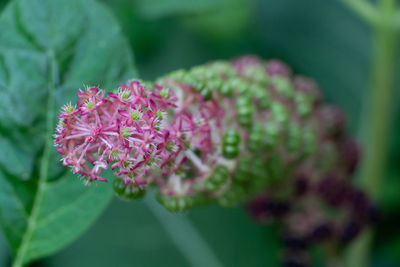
[54,57,369,239]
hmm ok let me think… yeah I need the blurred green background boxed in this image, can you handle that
[0,0,399,266]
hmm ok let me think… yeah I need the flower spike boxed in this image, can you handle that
[55,57,374,254]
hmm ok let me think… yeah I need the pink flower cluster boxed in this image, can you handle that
[54,80,224,192]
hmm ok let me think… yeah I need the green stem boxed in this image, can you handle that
[345,0,398,266]
[362,0,397,199]
[340,0,379,25]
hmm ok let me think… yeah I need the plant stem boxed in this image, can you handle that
[340,0,379,25]
[345,0,398,266]
[362,0,397,199]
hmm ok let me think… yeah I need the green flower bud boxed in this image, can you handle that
[271,102,289,125]
[199,86,212,101]
[250,84,270,109]
[205,180,219,191]
[229,77,249,94]
[156,194,194,212]
[236,97,253,127]
[287,123,301,152]
[248,123,265,152]
[223,130,241,146]
[237,105,252,116]
[191,66,215,80]
[223,145,240,159]
[220,83,233,97]
[239,115,252,127]
[272,76,294,98]
[218,185,245,206]
[85,100,95,110]
[303,126,317,155]
[236,95,251,107]
[159,88,170,99]
[124,184,146,200]
[294,92,312,117]
[112,178,126,195]
[266,155,285,181]
[143,81,155,90]
[113,178,146,200]
[234,156,252,182]
[205,165,229,191]
[183,75,200,88]
[250,157,269,187]
[243,65,269,85]
[265,121,280,148]
[121,127,133,138]
[207,79,223,91]
[211,165,229,184]
[258,92,271,109]
[209,61,237,77]
[168,69,187,81]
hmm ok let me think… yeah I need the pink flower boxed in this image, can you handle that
[55,79,225,190]
[77,87,100,104]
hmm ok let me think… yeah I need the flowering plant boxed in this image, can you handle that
[1,0,398,266]
[54,56,375,265]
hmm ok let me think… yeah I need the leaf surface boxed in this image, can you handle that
[0,0,137,265]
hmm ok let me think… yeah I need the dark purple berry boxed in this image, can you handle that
[284,261,308,267]
[340,220,362,243]
[316,174,348,207]
[341,138,361,174]
[263,199,291,217]
[283,255,309,267]
[294,176,309,196]
[283,236,308,251]
[308,223,333,242]
[317,106,346,139]
[247,196,270,222]
[349,191,369,217]
[247,196,290,222]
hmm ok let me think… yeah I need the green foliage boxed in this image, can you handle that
[134,0,237,19]
[134,0,252,41]
[0,0,137,265]
[181,0,252,42]
[0,0,398,266]
[44,196,280,267]
[0,0,7,11]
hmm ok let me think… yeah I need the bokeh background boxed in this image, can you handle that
[0,0,399,266]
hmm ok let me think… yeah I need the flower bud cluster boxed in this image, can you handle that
[55,81,186,187]
[55,56,374,255]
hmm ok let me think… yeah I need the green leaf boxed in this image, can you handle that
[48,196,281,267]
[0,0,137,265]
[181,0,252,42]
[134,0,233,19]
[0,0,8,11]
